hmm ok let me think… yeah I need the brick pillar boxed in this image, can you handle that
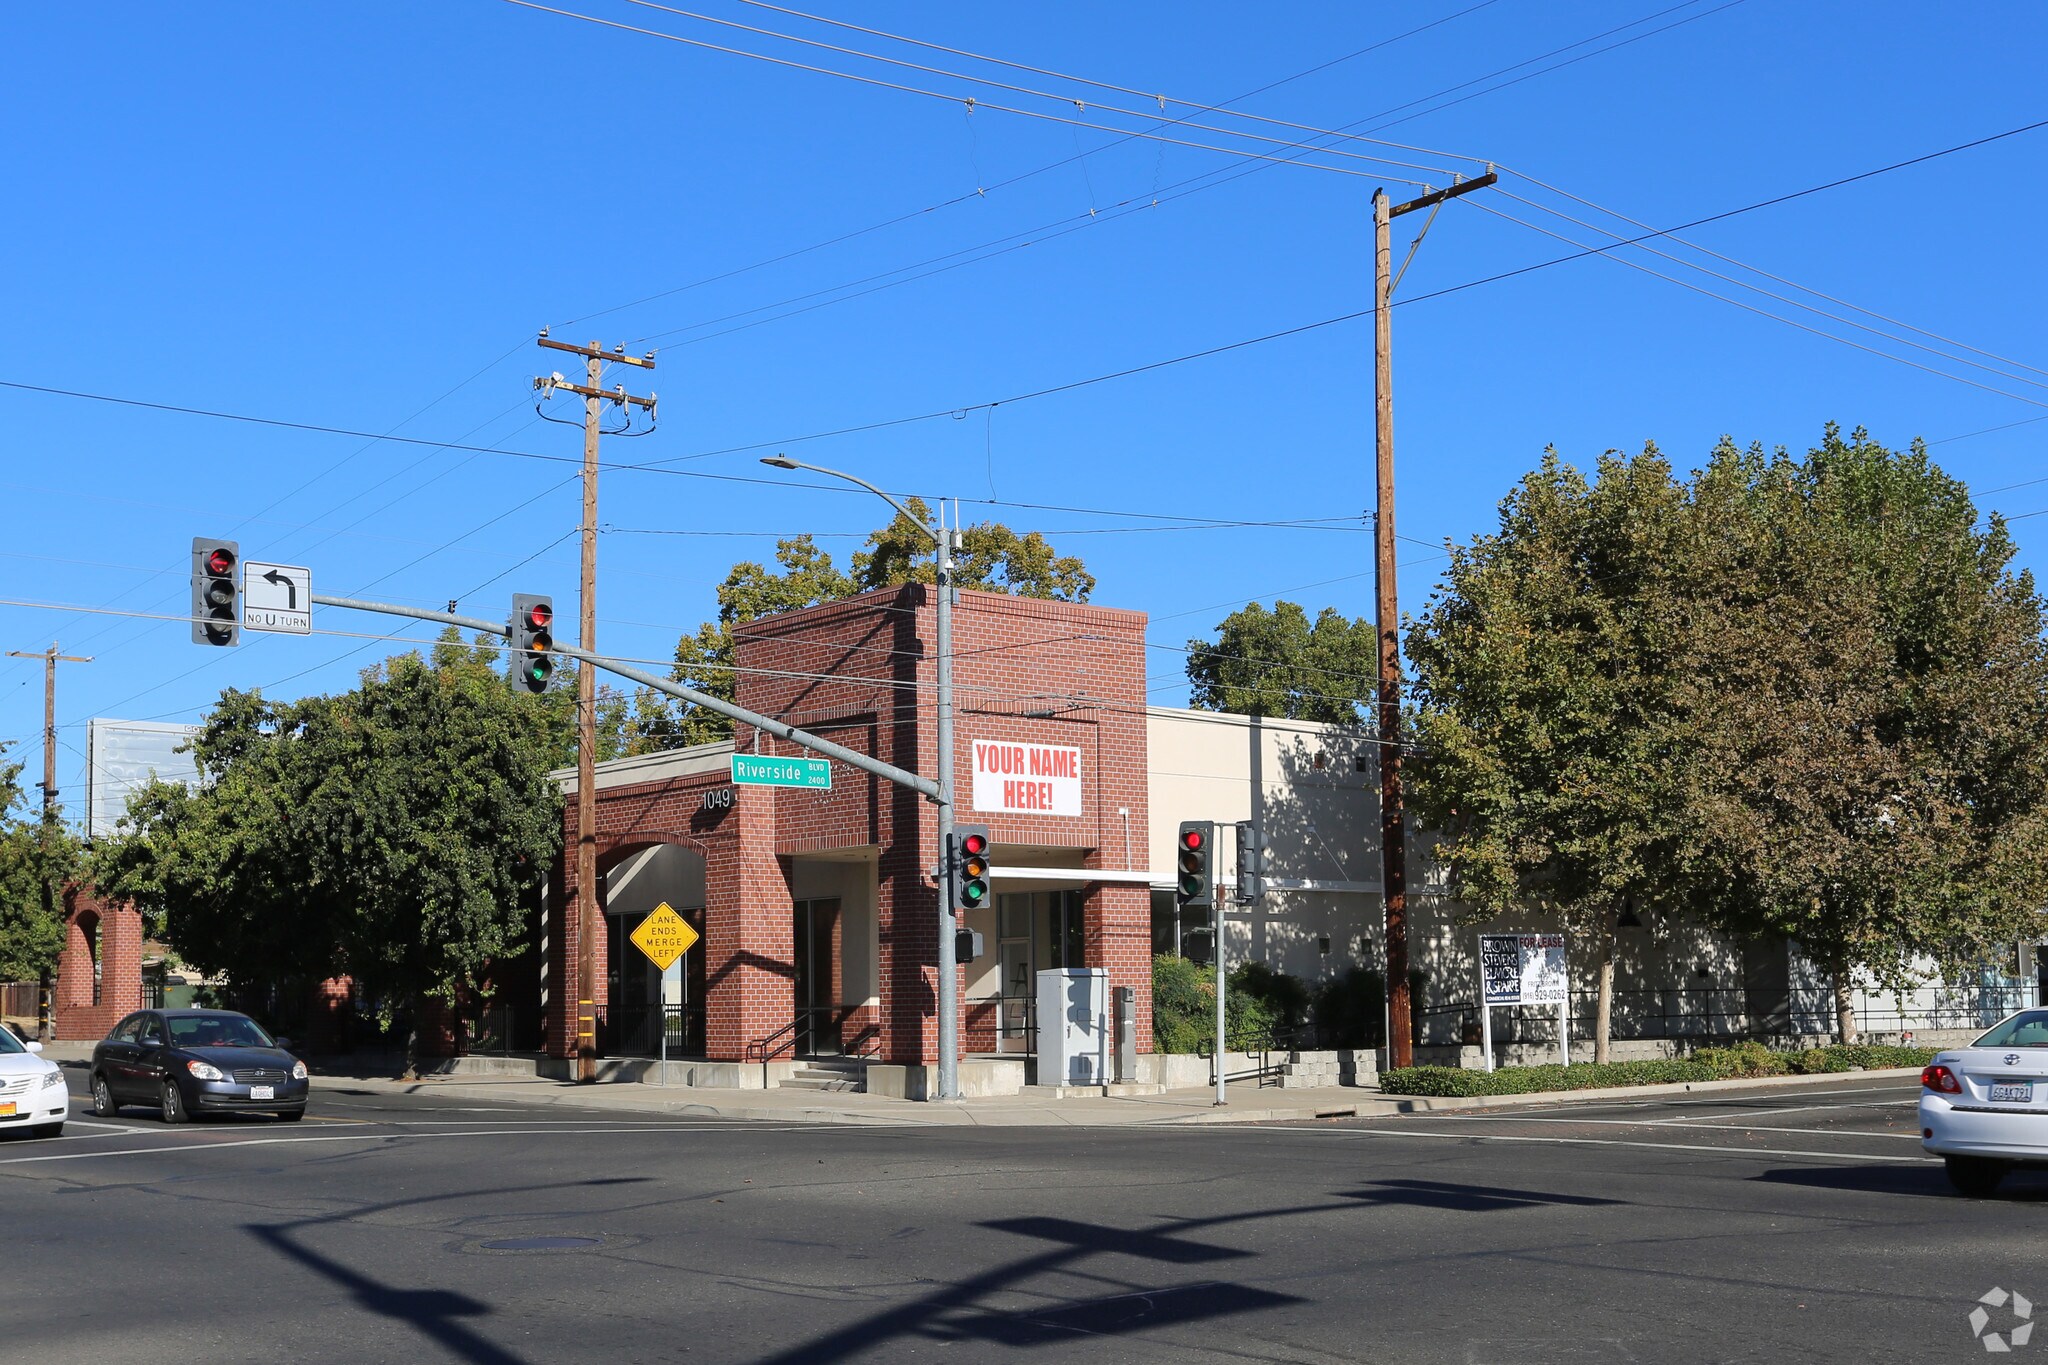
[544,846,574,1059]
[875,835,938,1065]
[1085,875,1154,1054]
[57,909,99,1011]
[702,789,795,1062]
[97,902,145,1019]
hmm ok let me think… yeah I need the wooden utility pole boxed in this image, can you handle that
[8,642,91,1041]
[533,333,656,1083]
[1373,173,1494,1071]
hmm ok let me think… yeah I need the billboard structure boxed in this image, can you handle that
[85,718,202,839]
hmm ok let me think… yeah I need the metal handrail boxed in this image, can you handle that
[744,1007,882,1088]
[1196,1022,1311,1089]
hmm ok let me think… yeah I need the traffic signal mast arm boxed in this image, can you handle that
[309,592,939,801]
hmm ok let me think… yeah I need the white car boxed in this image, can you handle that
[0,1026,68,1138]
[1920,1007,2048,1195]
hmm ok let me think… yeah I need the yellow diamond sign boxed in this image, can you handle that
[629,902,699,971]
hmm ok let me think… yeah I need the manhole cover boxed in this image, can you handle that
[478,1236,603,1252]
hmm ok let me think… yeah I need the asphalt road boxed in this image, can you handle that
[2,1069,2039,1364]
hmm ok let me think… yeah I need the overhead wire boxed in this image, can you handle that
[1460,197,2048,411]
[1480,185,2048,397]
[614,3,1756,352]
[561,0,1561,339]
[498,0,1439,181]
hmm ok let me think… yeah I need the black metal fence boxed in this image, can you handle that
[1423,983,2038,1046]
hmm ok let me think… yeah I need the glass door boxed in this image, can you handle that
[793,897,842,1056]
[996,894,1034,1055]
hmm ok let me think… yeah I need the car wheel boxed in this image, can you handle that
[90,1073,118,1118]
[159,1078,189,1125]
[276,1108,305,1123]
[29,1122,62,1139]
[1945,1155,2009,1197]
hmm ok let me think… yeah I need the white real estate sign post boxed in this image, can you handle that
[1477,933,1569,1072]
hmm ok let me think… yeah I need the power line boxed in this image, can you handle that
[1482,186,2048,397]
[568,0,1661,344]
[15,116,2041,540]
[620,0,1470,178]
[499,0,1442,182]
[1464,198,2048,410]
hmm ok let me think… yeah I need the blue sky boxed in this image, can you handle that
[4,1,2046,820]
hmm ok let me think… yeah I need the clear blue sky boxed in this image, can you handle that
[5,1,2046,819]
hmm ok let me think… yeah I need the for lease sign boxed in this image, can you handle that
[970,739,1082,816]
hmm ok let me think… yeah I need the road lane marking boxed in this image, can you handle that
[1273,1125,1938,1163]
[0,1121,889,1166]
[1381,1114,1924,1140]
[1653,1099,1915,1124]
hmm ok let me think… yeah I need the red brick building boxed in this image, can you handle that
[542,583,1153,1087]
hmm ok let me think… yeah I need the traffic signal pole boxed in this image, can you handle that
[534,334,655,1083]
[756,458,964,1101]
[1372,173,1493,1072]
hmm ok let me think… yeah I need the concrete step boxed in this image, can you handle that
[781,1058,869,1093]
[780,1076,863,1091]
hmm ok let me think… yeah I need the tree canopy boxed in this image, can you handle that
[0,748,77,984]
[90,641,563,1025]
[637,500,1095,749]
[1184,600,1376,723]
[1407,427,2048,1042]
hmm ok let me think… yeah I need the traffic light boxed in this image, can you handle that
[189,538,240,646]
[1234,821,1266,905]
[1176,820,1215,909]
[948,824,991,913]
[508,593,555,693]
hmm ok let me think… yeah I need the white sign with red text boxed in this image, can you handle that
[971,740,1082,817]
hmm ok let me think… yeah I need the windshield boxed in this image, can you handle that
[166,1014,276,1049]
[1973,1010,2048,1048]
[0,1026,24,1055]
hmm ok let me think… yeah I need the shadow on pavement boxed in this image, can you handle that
[1753,1164,2048,1201]
[246,1175,655,1365]
[1341,1178,1627,1212]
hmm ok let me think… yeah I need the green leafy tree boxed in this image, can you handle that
[0,747,78,986]
[653,503,1095,746]
[1679,428,2048,1040]
[92,644,564,1061]
[1406,446,1698,1061]
[1409,429,2048,1047]
[1184,600,1377,722]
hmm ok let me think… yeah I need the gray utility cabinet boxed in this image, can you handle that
[1036,967,1108,1085]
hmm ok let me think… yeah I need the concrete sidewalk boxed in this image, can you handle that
[40,1041,1923,1128]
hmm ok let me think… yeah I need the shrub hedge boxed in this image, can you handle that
[1378,1043,1939,1097]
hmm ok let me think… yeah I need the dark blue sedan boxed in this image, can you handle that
[90,1008,309,1123]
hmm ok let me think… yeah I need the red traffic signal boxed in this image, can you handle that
[961,831,987,857]
[525,601,553,632]
[1180,827,1204,850]
[205,547,235,577]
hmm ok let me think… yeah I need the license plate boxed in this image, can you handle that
[249,1085,274,1101]
[1990,1082,2033,1104]
[0,1102,13,1118]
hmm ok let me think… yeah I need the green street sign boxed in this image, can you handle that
[730,754,832,790]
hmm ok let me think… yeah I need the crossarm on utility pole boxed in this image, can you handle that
[310,593,940,801]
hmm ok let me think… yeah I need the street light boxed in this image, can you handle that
[758,453,963,1102]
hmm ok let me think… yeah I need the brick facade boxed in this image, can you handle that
[546,583,1153,1064]
[53,885,145,1041]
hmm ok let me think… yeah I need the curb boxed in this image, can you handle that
[1359,1067,1927,1115]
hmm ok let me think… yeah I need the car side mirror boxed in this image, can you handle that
[25,1041,42,1054]
[275,1037,293,1051]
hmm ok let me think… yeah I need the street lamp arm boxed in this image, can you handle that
[759,454,937,547]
